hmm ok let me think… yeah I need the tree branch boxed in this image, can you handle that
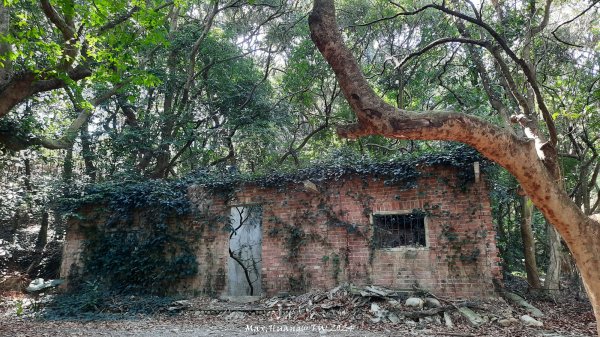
[396,37,491,70]
[0,83,123,151]
[40,0,75,40]
[551,0,599,48]
[0,66,92,118]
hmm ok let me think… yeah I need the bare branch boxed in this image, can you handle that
[551,0,599,48]
[182,1,219,104]
[396,37,491,70]
[534,0,553,34]
[382,1,559,146]
[40,0,75,39]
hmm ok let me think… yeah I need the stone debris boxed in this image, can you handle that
[405,297,425,309]
[424,297,442,308]
[225,311,247,321]
[443,311,454,328]
[25,278,64,293]
[162,284,543,332]
[166,300,192,312]
[520,314,543,327]
[497,317,519,327]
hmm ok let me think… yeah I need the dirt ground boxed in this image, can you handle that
[0,281,597,337]
[0,315,595,337]
[0,297,597,337]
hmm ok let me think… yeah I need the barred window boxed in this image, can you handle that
[372,212,426,248]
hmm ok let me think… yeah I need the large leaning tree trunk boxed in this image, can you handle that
[307,0,600,334]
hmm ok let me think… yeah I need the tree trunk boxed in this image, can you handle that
[62,146,74,194]
[307,2,600,334]
[0,2,11,87]
[520,196,541,289]
[545,220,562,295]
[26,209,49,276]
[10,209,20,242]
[34,210,48,252]
[80,121,97,182]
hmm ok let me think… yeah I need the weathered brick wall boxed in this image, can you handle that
[61,166,501,298]
[183,166,500,298]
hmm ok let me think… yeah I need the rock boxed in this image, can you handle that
[458,307,485,327]
[26,278,64,293]
[388,312,400,324]
[520,314,543,327]
[387,299,401,308]
[404,319,417,326]
[370,302,399,324]
[498,319,513,327]
[405,297,424,309]
[225,311,247,321]
[370,303,387,322]
[424,297,442,308]
[443,312,454,328]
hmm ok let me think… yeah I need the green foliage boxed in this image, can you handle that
[62,178,198,295]
[191,143,488,194]
[81,228,198,295]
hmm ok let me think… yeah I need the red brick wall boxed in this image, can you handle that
[62,166,501,298]
[185,166,501,298]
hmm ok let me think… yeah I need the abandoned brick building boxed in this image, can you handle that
[61,155,501,299]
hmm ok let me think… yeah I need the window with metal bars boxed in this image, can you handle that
[372,212,427,248]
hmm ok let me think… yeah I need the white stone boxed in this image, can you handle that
[405,297,424,309]
[520,314,543,327]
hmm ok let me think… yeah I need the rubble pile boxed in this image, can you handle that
[181,283,549,332]
[253,284,488,328]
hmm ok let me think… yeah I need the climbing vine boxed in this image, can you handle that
[62,179,200,295]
